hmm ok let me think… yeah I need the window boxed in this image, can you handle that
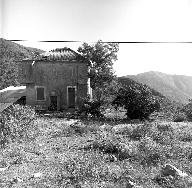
[36,87,45,101]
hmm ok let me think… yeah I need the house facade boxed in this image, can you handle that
[18,48,91,111]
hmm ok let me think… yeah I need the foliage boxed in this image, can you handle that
[173,112,187,122]
[0,104,37,147]
[79,81,121,119]
[2,116,192,187]
[78,40,120,109]
[62,150,109,185]
[182,99,192,121]
[113,82,160,120]
[125,71,192,105]
[79,97,103,118]
[0,58,19,89]
[0,38,43,89]
[93,79,121,104]
[138,136,165,166]
[78,40,119,89]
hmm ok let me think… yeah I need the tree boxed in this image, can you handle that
[112,83,160,120]
[77,40,119,117]
[78,40,119,94]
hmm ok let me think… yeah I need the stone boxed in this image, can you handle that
[161,164,188,178]
[155,164,192,187]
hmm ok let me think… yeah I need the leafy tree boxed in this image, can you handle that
[77,40,119,117]
[78,40,119,93]
[112,82,160,120]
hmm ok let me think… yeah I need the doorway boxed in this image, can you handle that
[50,96,57,111]
[67,87,76,108]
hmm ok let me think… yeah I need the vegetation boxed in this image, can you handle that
[0,105,37,147]
[0,38,43,90]
[182,99,192,121]
[77,40,120,117]
[124,71,192,104]
[1,113,192,187]
[113,80,160,120]
[2,39,192,187]
[118,77,183,121]
[78,40,119,91]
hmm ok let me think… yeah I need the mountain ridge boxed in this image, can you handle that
[122,71,192,104]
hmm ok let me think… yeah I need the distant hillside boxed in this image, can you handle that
[0,38,44,61]
[118,76,164,98]
[122,71,192,104]
[0,38,44,89]
[118,76,183,120]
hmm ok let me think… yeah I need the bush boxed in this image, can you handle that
[130,123,151,140]
[79,97,103,118]
[113,83,160,120]
[182,99,192,121]
[63,150,108,185]
[138,136,165,166]
[173,112,187,122]
[0,104,37,147]
[84,131,120,154]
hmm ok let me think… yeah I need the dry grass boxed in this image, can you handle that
[1,115,192,187]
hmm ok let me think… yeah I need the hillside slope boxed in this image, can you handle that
[118,76,182,120]
[0,38,44,61]
[123,71,192,104]
[0,38,44,89]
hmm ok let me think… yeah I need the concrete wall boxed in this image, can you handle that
[20,60,89,110]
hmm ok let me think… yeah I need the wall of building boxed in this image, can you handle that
[21,60,88,110]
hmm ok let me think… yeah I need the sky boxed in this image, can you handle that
[1,0,192,76]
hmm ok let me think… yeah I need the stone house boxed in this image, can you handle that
[18,47,92,111]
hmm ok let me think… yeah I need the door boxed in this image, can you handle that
[68,87,76,108]
[50,96,57,111]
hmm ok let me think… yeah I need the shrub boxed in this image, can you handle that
[112,83,160,120]
[84,131,120,154]
[0,104,37,147]
[173,112,187,122]
[79,97,103,118]
[130,123,152,140]
[182,99,192,121]
[175,127,192,142]
[62,150,109,185]
[138,136,165,166]
[141,123,177,147]
[156,123,173,132]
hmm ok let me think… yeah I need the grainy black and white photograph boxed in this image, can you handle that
[1,0,192,187]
